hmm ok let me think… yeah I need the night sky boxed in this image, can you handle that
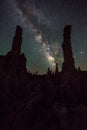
[0,0,87,74]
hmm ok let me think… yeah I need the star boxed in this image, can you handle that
[80,50,84,55]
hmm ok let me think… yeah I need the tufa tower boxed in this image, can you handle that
[62,25,76,72]
[11,25,22,55]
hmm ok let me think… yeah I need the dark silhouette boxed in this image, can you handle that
[62,25,76,72]
[0,25,87,130]
[0,26,27,78]
[55,63,59,75]
[11,25,22,55]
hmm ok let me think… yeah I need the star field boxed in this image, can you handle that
[0,0,87,74]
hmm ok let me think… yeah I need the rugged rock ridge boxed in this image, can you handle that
[0,25,27,77]
[0,25,87,130]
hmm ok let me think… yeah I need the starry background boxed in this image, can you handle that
[0,0,87,74]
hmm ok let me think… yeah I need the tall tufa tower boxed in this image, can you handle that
[55,63,59,75]
[11,25,22,55]
[62,25,75,72]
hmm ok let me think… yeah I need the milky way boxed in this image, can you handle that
[0,0,87,74]
[14,0,64,69]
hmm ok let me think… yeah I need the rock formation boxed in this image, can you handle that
[0,25,87,130]
[62,25,76,72]
[55,63,59,76]
[0,25,27,77]
[11,25,22,55]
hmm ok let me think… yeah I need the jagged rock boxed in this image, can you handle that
[0,25,87,130]
[11,25,22,55]
[55,63,59,75]
[62,25,76,73]
[0,25,27,77]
